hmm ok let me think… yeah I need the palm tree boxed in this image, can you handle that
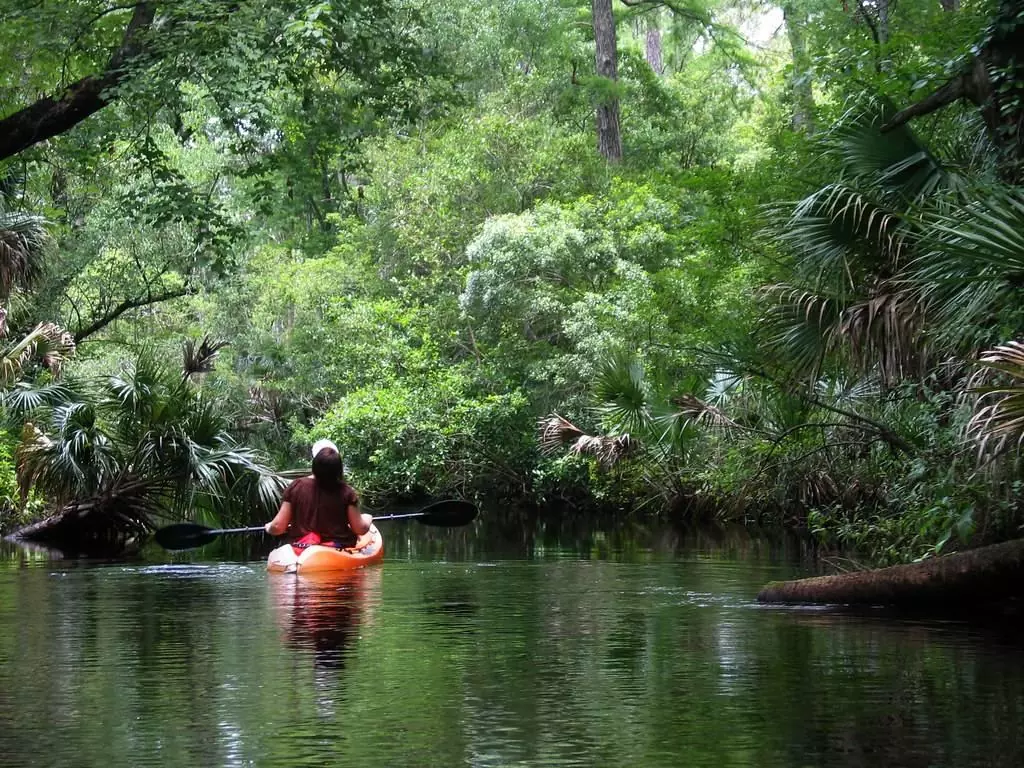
[12,339,286,547]
[538,352,753,509]
[0,184,282,547]
[762,97,1024,442]
[760,101,960,388]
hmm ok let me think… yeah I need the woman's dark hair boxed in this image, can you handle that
[311,447,344,488]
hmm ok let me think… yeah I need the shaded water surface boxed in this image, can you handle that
[1,525,1022,767]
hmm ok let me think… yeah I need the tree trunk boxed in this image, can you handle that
[592,0,622,162]
[877,0,890,45]
[645,16,664,76]
[0,4,155,162]
[783,4,815,133]
[939,0,960,10]
[757,538,1024,609]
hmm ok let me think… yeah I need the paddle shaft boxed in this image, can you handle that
[207,512,430,535]
[213,512,438,532]
[154,499,476,550]
[372,511,430,521]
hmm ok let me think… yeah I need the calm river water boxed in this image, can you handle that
[1,522,1022,767]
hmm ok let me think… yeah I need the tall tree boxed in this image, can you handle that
[645,11,665,75]
[592,0,623,161]
[783,3,815,133]
[0,3,155,162]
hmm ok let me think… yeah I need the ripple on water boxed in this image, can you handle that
[635,586,751,610]
[122,563,259,580]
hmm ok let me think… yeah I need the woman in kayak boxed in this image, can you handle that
[264,439,373,548]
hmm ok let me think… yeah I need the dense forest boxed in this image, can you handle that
[1,0,1022,563]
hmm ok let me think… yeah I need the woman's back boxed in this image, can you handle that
[282,475,359,545]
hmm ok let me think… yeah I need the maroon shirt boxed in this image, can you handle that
[282,476,360,545]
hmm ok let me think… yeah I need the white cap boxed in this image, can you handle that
[311,438,339,458]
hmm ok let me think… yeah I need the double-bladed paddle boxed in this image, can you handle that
[153,499,478,551]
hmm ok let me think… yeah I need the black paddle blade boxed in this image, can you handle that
[153,522,220,551]
[417,499,478,527]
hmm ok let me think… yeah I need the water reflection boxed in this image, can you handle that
[268,567,381,673]
[3,529,1024,768]
[417,567,480,636]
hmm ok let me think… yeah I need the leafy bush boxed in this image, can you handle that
[305,368,538,502]
[0,427,24,533]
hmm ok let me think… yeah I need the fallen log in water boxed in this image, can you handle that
[8,501,146,557]
[757,538,1024,608]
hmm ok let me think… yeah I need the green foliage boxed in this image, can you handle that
[0,427,22,531]
[461,174,767,388]
[620,49,752,168]
[363,109,605,284]
[307,369,537,502]
[462,203,616,346]
[1,0,1020,565]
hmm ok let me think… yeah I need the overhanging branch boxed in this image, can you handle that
[0,3,155,161]
[73,285,188,343]
[881,74,968,132]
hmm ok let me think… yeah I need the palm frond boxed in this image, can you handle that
[826,101,949,202]
[211,447,289,515]
[593,353,653,434]
[538,413,585,455]
[0,211,49,298]
[763,281,925,387]
[569,433,638,468]
[761,285,836,381]
[0,322,76,387]
[17,408,120,505]
[815,376,882,405]
[33,323,76,378]
[537,413,638,468]
[182,335,229,381]
[669,393,739,430]
[922,188,1024,272]
[650,408,700,456]
[770,184,909,285]
[966,341,1024,458]
[704,368,745,405]
[180,396,225,445]
[914,188,1024,324]
[836,283,927,386]
[1,380,77,417]
[106,354,166,420]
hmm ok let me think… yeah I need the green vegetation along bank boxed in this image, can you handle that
[1,0,1023,564]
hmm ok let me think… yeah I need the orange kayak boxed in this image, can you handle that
[266,525,384,573]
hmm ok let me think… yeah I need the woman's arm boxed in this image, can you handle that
[265,501,294,536]
[347,503,372,536]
